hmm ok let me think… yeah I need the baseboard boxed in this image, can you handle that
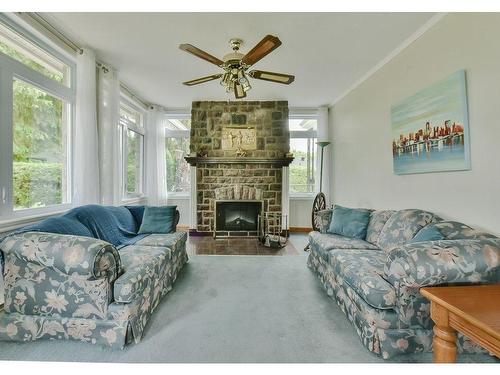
[289,227,313,233]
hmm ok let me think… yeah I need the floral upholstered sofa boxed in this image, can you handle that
[0,204,188,348]
[307,208,500,359]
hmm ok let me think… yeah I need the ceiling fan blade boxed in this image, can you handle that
[249,70,295,84]
[183,74,223,86]
[240,35,282,66]
[234,83,246,99]
[179,43,224,67]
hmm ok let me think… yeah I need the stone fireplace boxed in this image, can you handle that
[186,100,292,236]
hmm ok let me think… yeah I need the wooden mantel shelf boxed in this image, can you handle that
[185,156,294,166]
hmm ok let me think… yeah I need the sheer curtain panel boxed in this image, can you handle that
[145,107,167,206]
[73,48,99,205]
[97,66,121,205]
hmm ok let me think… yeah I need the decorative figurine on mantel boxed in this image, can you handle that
[197,147,209,157]
[235,147,247,157]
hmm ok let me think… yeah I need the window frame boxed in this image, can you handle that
[288,110,319,199]
[0,16,76,222]
[119,95,146,201]
[165,112,191,198]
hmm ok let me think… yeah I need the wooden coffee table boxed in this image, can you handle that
[421,284,500,363]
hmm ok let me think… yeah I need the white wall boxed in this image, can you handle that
[289,198,314,228]
[329,13,500,235]
[167,197,191,226]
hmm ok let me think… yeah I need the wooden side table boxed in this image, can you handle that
[421,284,500,363]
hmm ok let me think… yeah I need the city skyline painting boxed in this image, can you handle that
[391,70,470,175]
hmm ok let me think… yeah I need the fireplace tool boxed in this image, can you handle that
[258,212,289,249]
[305,141,331,251]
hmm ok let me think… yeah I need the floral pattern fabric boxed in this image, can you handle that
[315,209,333,234]
[113,245,172,303]
[307,210,498,359]
[422,221,497,240]
[307,245,487,359]
[385,238,500,328]
[1,232,122,279]
[135,232,188,258]
[0,231,189,348]
[308,231,378,262]
[365,210,395,245]
[377,209,441,252]
[328,249,396,309]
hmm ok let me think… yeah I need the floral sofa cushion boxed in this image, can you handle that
[113,245,172,303]
[134,232,188,258]
[377,209,440,252]
[424,221,498,240]
[365,210,395,245]
[328,249,396,309]
[308,231,379,261]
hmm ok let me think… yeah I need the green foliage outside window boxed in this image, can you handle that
[1,29,70,210]
[126,130,142,194]
[13,162,62,209]
[166,137,190,193]
[0,39,64,83]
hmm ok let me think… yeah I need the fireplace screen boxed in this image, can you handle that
[215,201,262,232]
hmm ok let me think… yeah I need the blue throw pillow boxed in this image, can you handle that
[410,225,445,243]
[138,206,177,234]
[327,205,371,240]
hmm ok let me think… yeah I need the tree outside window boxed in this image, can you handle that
[289,118,318,195]
[165,118,191,194]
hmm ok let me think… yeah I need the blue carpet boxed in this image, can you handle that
[0,254,497,363]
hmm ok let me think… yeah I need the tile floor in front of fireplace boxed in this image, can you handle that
[186,233,309,256]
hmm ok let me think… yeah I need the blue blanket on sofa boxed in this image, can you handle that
[0,204,149,274]
[18,204,148,247]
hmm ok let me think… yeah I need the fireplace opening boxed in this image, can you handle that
[215,200,262,236]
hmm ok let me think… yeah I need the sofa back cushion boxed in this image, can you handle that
[125,205,146,228]
[377,209,440,252]
[138,206,177,234]
[327,205,372,240]
[428,221,498,240]
[365,210,395,245]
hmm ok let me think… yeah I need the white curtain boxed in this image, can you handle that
[145,106,167,206]
[317,106,332,205]
[73,48,99,206]
[97,66,121,205]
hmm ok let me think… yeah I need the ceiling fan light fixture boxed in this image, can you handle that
[180,35,295,99]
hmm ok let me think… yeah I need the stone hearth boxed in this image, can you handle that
[186,100,291,235]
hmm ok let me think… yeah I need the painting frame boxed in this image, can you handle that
[391,70,471,175]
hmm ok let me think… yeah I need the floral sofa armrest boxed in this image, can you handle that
[315,209,333,233]
[0,231,122,281]
[1,232,123,319]
[384,238,500,328]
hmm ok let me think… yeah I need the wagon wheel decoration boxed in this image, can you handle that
[312,192,326,231]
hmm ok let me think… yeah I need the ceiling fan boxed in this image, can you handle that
[179,35,295,99]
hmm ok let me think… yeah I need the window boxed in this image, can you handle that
[0,17,75,220]
[289,117,318,195]
[119,102,144,198]
[13,79,70,210]
[0,20,70,86]
[165,118,191,195]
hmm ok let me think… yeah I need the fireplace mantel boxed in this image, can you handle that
[185,156,294,167]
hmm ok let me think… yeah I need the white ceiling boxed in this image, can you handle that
[43,12,436,108]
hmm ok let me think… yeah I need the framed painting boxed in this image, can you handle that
[391,70,470,175]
